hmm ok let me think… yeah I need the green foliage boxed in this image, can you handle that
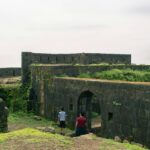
[78,73,91,78]
[89,63,110,66]
[78,69,150,82]
[0,84,30,112]
[91,112,100,118]
[55,74,69,77]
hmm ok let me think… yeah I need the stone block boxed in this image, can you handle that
[0,98,8,132]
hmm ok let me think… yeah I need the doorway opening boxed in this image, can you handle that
[77,91,101,130]
[91,97,101,129]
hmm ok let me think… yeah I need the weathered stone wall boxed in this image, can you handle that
[22,52,131,84]
[0,98,8,132]
[0,68,21,77]
[31,64,150,80]
[31,77,150,148]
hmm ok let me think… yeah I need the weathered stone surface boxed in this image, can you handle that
[31,77,150,148]
[22,52,131,83]
[30,64,150,87]
[0,98,8,132]
[0,68,21,77]
[28,52,150,148]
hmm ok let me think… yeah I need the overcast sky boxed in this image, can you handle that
[0,0,150,67]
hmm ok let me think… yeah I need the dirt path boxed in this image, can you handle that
[71,134,101,150]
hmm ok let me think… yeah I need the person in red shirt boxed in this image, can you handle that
[75,112,87,136]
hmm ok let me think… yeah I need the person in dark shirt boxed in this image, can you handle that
[75,112,87,136]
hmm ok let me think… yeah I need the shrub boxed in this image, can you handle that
[78,69,150,82]
[78,73,91,78]
[0,84,29,112]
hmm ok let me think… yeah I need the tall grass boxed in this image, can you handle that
[78,69,150,82]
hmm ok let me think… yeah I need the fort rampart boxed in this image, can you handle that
[0,68,21,77]
[30,64,150,80]
[31,77,150,148]
[22,52,131,84]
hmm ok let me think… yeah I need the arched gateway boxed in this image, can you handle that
[77,91,101,129]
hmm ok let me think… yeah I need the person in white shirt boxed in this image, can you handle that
[58,107,67,135]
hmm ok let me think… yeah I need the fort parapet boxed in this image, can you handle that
[22,52,131,84]
[30,74,150,147]
[0,68,21,78]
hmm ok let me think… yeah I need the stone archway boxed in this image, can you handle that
[77,90,94,129]
[77,90,101,130]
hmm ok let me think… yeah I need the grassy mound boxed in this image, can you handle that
[0,128,72,150]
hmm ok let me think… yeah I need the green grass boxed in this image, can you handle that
[9,111,56,128]
[99,138,148,150]
[91,112,100,118]
[78,69,150,82]
[8,112,72,134]
[0,128,72,146]
[1,112,148,150]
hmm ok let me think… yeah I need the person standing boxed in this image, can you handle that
[58,107,67,135]
[75,112,87,136]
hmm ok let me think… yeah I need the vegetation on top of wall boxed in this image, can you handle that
[0,84,29,112]
[78,69,150,82]
[54,74,69,78]
[74,63,111,66]
[31,63,125,67]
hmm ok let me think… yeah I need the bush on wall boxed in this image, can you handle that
[78,69,150,82]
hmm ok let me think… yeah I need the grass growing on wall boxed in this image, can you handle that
[78,69,150,82]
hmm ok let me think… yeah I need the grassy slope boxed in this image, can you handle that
[8,112,72,134]
[0,113,148,150]
[0,128,72,150]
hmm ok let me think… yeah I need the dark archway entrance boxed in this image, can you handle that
[78,91,101,129]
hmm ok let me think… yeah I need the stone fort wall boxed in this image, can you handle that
[31,64,150,80]
[22,52,131,84]
[0,98,8,132]
[31,77,150,148]
[0,68,21,77]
